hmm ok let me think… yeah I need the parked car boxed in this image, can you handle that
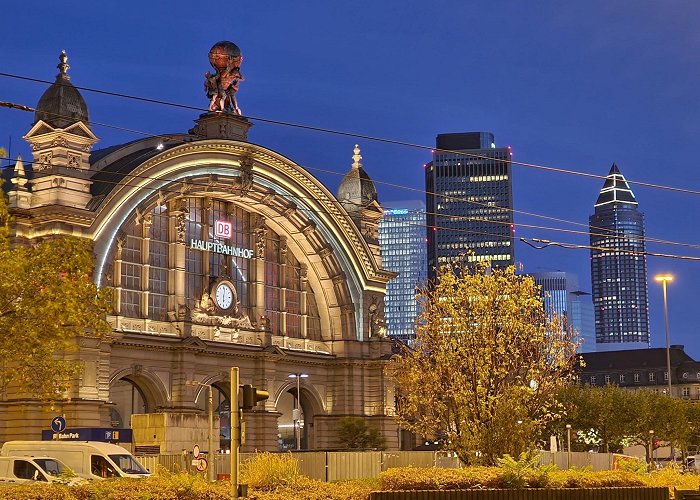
[0,455,84,484]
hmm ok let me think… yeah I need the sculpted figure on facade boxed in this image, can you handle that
[368,296,388,338]
[254,216,267,258]
[204,41,245,115]
[238,155,254,196]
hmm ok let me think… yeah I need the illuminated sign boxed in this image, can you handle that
[190,239,253,259]
[386,209,409,215]
[214,219,232,239]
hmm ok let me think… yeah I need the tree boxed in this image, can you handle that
[0,193,111,400]
[388,262,578,465]
[337,417,386,450]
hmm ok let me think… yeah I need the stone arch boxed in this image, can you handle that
[89,140,391,340]
[108,366,170,410]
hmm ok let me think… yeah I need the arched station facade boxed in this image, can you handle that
[0,52,398,453]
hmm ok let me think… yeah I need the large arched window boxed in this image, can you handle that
[114,196,321,339]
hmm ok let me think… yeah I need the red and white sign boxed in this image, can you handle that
[214,219,232,239]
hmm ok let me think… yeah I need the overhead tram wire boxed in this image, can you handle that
[3,71,700,196]
[1,91,697,241]
[520,237,700,262]
[2,106,700,253]
[3,152,700,260]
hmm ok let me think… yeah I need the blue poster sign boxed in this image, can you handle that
[41,427,132,443]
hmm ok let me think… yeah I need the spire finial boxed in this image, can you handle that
[10,155,28,189]
[57,50,70,79]
[351,144,362,169]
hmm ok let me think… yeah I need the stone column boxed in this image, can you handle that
[141,212,152,319]
[113,232,125,315]
[279,237,288,335]
[300,264,308,338]
[171,200,188,323]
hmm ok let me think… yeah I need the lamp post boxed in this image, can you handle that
[654,274,673,397]
[566,424,572,469]
[186,381,216,483]
[288,373,308,450]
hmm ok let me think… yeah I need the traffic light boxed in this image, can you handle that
[241,384,269,410]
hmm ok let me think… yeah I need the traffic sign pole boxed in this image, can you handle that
[230,366,239,499]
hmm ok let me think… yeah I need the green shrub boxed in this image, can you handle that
[496,451,556,488]
[240,451,301,490]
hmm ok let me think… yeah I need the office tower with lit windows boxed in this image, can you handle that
[589,164,650,350]
[379,201,427,343]
[532,271,596,353]
[425,132,514,279]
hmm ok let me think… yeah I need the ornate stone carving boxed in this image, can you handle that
[115,231,126,260]
[174,202,189,244]
[37,151,53,170]
[254,216,267,258]
[51,137,67,147]
[239,155,254,196]
[300,264,308,281]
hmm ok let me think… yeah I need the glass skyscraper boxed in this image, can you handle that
[425,132,514,280]
[379,202,427,343]
[532,271,596,353]
[589,164,650,349]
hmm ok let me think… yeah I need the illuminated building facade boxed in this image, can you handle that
[379,202,427,343]
[532,272,595,353]
[589,164,650,350]
[0,51,398,452]
[425,132,514,279]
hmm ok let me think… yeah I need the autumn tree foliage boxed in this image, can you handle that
[388,262,579,465]
[0,193,111,400]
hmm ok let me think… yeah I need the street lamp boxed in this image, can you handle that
[186,381,216,482]
[654,274,673,397]
[288,373,308,450]
[566,424,572,469]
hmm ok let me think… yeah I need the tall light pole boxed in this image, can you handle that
[654,274,673,397]
[186,381,216,483]
[288,373,308,450]
[566,424,572,469]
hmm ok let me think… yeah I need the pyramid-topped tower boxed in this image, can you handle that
[590,163,650,350]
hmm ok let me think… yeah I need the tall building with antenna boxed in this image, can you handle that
[589,164,650,350]
[425,132,514,279]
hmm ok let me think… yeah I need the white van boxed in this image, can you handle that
[0,456,83,484]
[0,441,150,480]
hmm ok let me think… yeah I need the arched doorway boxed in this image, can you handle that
[192,383,230,451]
[277,386,314,450]
[109,377,148,428]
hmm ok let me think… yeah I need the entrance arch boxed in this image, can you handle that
[274,381,324,450]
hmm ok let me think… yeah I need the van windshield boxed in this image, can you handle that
[32,458,72,477]
[108,454,149,475]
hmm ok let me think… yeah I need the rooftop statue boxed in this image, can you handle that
[205,41,245,114]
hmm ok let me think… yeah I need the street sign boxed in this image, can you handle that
[193,444,200,459]
[192,457,208,472]
[51,416,66,433]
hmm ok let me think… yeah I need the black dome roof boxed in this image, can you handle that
[34,51,89,128]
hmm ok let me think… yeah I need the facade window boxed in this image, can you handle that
[619,374,625,383]
[664,372,668,381]
[634,373,640,383]
[649,372,655,382]
[683,387,691,397]
[604,375,611,385]
[590,376,596,384]
[683,372,689,379]
[115,197,321,339]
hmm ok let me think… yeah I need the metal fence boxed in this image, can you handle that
[135,450,614,481]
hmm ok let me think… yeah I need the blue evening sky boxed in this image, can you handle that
[1,1,699,356]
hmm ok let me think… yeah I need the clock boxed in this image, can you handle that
[214,282,234,311]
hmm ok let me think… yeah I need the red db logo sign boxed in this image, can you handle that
[214,220,232,239]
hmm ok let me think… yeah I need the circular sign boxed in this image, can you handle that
[193,444,200,459]
[196,457,208,472]
[51,416,66,433]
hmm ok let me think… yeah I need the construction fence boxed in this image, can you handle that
[136,450,616,482]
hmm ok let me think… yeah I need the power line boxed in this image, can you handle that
[2,71,700,196]
[4,153,700,261]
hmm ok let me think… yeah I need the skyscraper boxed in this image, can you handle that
[532,271,596,353]
[589,164,650,349]
[379,201,427,343]
[425,132,514,279]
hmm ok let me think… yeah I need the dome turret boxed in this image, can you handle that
[337,145,378,214]
[34,51,89,128]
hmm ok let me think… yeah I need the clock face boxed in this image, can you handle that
[215,282,234,310]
